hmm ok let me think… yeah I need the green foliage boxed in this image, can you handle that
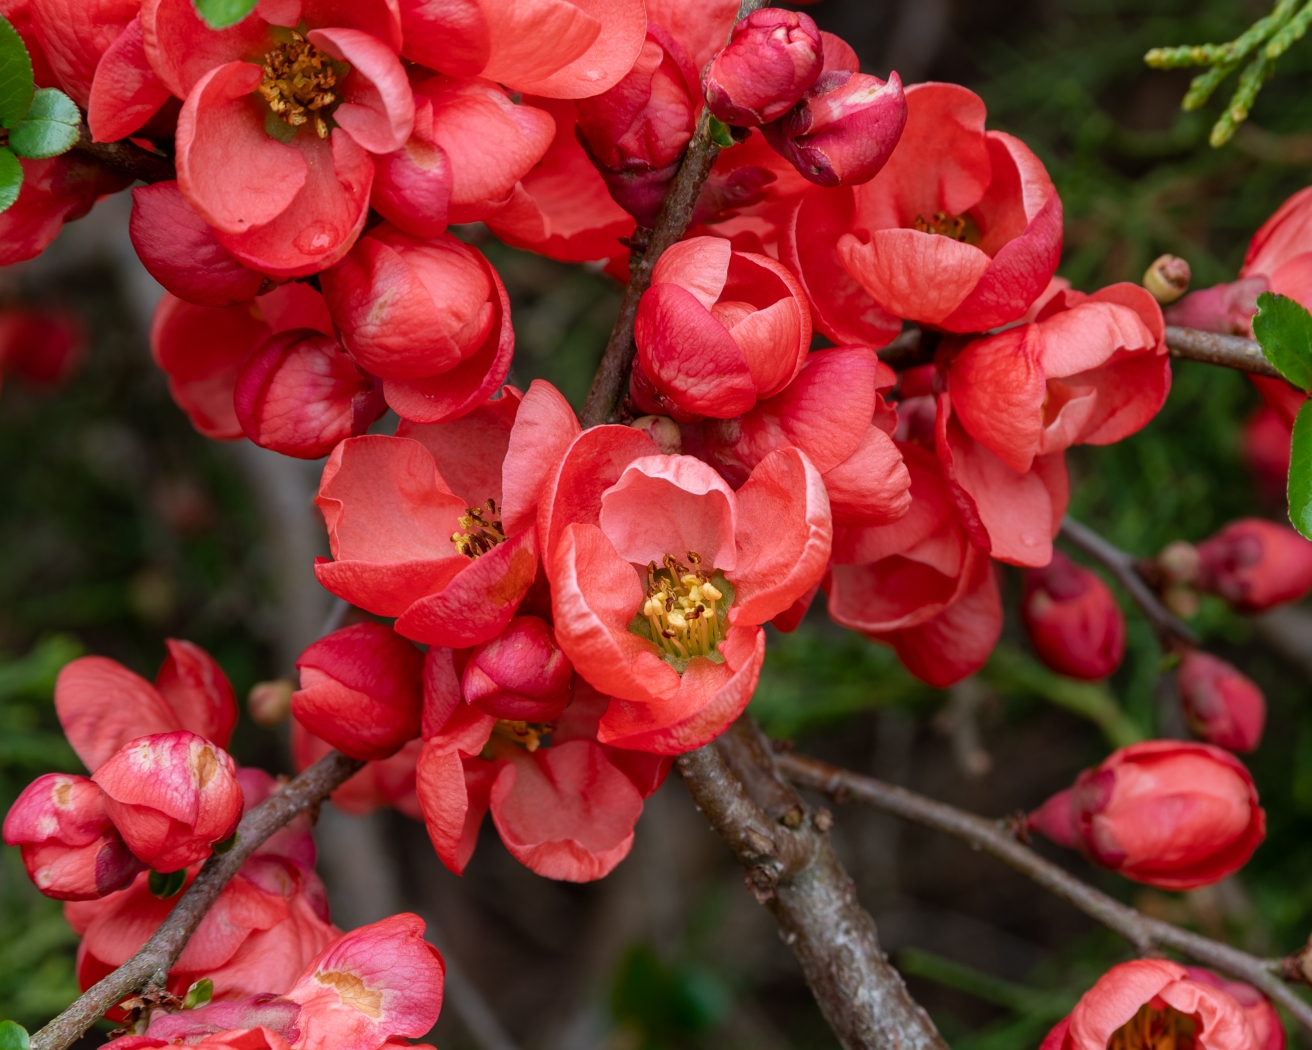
[0,1021,29,1050]
[149,868,187,899]
[182,978,213,1010]
[194,0,259,29]
[0,147,20,215]
[1252,291,1312,390]
[1289,401,1312,538]
[707,116,736,148]
[0,16,33,129]
[7,89,80,160]
[610,943,731,1050]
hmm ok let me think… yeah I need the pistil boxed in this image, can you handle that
[258,31,338,139]
[452,499,507,559]
[642,552,725,660]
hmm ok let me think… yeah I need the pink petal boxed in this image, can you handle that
[487,0,647,99]
[307,28,415,155]
[947,322,1047,474]
[56,657,180,773]
[822,425,912,527]
[87,14,170,143]
[839,227,992,327]
[398,388,521,507]
[501,379,581,537]
[651,237,731,310]
[156,640,238,749]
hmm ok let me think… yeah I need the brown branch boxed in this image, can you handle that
[679,717,949,1050]
[73,124,176,184]
[1165,326,1282,379]
[776,751,1312,1034]
[30,750,365,1050]
[579,0,767,428]
[1059,516,1200,648]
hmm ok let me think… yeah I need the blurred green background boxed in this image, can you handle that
[3,0,1312,1047]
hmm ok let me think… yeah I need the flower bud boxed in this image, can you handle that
[1178,651,1266,753]
[248,679,295,728]
[1142,254,1191,304]
[320,226,498,381]
[2,774,139,900]
[293,622,425,761]
[93,732,243,872]
[234,329,387,460]
[462,616,573,720]
[1021,552,1125,680]
[1195,517,1312,612]
[629,415,682,455]
[1163,276,1266,336]
[1183,967,1285,1050]
[1028,741,1265,890]
[703,9,823,127]
[762,70,907,186]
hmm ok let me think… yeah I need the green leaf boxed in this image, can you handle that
[1252,291,1312,391]
[182,979,214,1010]
[194,0,259,29]
[211,830,238,854]
[0,16,33,129]
[148,869,187,899]
[1289,400,1312,540]
[707,115,735,148]
[7,88,79,159]
[0,1020,30,1050]
[0,146,21,214]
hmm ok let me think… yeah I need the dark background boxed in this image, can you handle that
[3,1,1312,1047]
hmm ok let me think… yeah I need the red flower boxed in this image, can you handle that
[3,773,139,900]
[109,994,303,1048]
[1022,550,1126,681]
[397,0,648,100]
[1183,969,1285,1050]
[0,154,132,266]
[54,641,238,773]
[462,615,574,720]
[416,669,669,880]
[315,382,580,647]
[1242,184,1312,307]
[291,726,423,820]
[319,225,514,424]
[1028,740,1265,890]
[632,237,810,420]
[28,0,136,107]
[947,283,1169,474]
[1178,651,1266,754]
[285,913,444,1050]
[827,442,1002,686]
[292,623,424,762]
[1040,960,1260,1050]
[762,70,906,187]
[702,9,823,127]
[540,422,831,752]
[1196,518,1312,612]
[93,731,243,871]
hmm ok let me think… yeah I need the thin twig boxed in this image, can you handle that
[776,751,1312,1033]
[72,124,176,184]
[679,717,949,1050]
[1165,326,1283,379]
[1059,516,1200,648]
[30,751,365,1050]
[578,0,767,428]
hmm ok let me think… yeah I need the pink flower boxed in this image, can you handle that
[1028,741,1265,890]
[0,154,131,266]
[315,382,580,647]
[1196,518,1312,612]
[28,0,136,107]
[292,622,424,762]
[3,773,139,900]
[1242,184,1312,307]
[285,913,444,1050]
[540,420,831,753]
[702,9,823,127]
[93,731,243,871]
[114,995,303,1047]
[1040,960,1260,1050]
[1183,969,1285,1050]
[1178,651,1267,754]
[631,237,810,420]
[319,225,513,424]
[462,615,574,720]
[1022,551,1126,680]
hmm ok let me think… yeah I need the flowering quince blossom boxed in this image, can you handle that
[1183,969,1286,1050]
[702,9,823,128]
[0,152,133,266]
[1028,741,1266,890]
[1021,550,1126,681]
[631,236,811,420]
[1195,518,1312,612]
[540,419,831,753]
[1039,960,1261,1050]
[314,381,579,648]
[1177,651,1267,755]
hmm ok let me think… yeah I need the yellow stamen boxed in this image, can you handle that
[913,211,968,241]
[452,499,507,559]
[258,31,338,138]
[1107,1004,1198,1050]
[641,552,725,660]
[492,720,553,752]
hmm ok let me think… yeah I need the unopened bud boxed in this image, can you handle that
[463,616,573,720]
[703,9,823,128]
[629,414,682,455]
[1178,650,1266,753]
[248,678,295,727]
[762,70,907,187]
[1156,540,1201,586]
[1143,254,1191,304]
[1196,517,1312,612]
[1021,551,1125,680]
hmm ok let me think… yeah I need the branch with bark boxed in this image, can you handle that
[30,750,365,1050]
[775,750,1312,1033]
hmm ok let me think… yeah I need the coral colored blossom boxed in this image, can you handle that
[0,154,132,266]
[702,8,823,127]
[1021,550,1125,681]
[540,416,831,752]
[1039,959,1260,1050]
[1183,969,1285,1050]
[1178,651,1267,754]
[1195,518,1312,612]
[1028,741,1265,890]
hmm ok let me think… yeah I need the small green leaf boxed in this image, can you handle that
[707,115,736,148]
[211,830,238,854]
[149,868,187,899]
[0,15,34,129]
[0,1020,30,1050]
[7,87,79,159]
[194,0,259,29]
[1289,400,1312,540]
[0,146,22,213]
[1252,291,1312,391]
[182,979,214,1010]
